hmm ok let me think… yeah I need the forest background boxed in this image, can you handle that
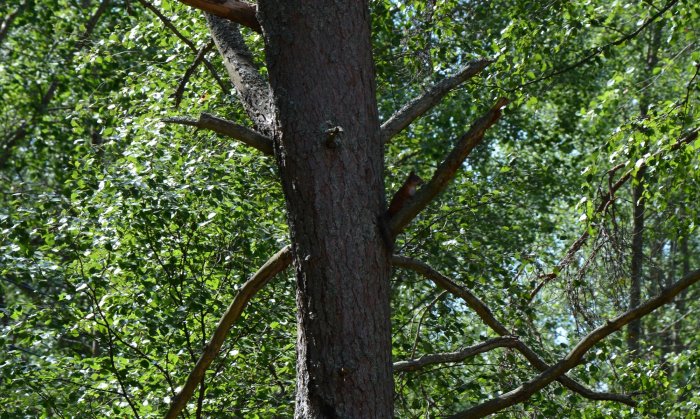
[1,0,699,417]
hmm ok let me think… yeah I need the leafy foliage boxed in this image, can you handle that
[1,0,699,417]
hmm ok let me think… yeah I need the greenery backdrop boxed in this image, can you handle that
[1,0,698,417]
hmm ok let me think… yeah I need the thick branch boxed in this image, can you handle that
[163,113,273,155]
[530,127,699,300]
[392,256,635,406]
[394,336,518,373]
[451,268,700,419]
[176,0,261,33]
[165,246,293,419]
[388,98,509,236]
[380,59,493,144]
[206,14,274,133]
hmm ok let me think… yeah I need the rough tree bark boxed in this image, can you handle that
[257,2,393,418]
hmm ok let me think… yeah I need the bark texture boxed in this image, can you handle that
[257,2,393,418]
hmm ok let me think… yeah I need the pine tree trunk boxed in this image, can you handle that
[257,2,394,417]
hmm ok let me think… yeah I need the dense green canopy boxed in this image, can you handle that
[1,0,698,417]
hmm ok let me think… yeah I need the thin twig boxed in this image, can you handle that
[172,41,215,108]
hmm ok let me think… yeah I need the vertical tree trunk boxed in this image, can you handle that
[257,2,393,418]
[626,173,645,355]
[673,227,690,353]
[627,22,661,356]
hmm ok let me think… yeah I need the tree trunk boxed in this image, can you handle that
[257,2,393,418]
[627,22,661,356]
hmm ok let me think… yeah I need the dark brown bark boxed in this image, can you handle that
[257,2,393,418]
[163,113,273,155]
[206,15,275,134]
[380,59,492,144]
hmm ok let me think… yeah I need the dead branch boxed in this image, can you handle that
[206,14,275,133]
[176,0,261,33]
[380,59,493,144]
[388,97,509,236]
[165,245,293,419]
[449,268,700,419]
[392,255,635,406]
[394,336,519,373]
[163,113,273,155]
[172,42,215,108]
[530,127,699,300]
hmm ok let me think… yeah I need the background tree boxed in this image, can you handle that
[1,0,698,418]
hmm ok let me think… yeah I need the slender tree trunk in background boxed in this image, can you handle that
[627,172,645,355]
[627,22,662,356]
[673,229,690,353]
[257,2,393,417]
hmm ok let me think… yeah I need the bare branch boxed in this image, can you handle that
[381,59,492,144]
[530,127,699,300]
[388,98,509,236]
[163,113,273,155]
[166,245,293,419]
[176,0,261,33]
[206,14,275,133]
[172,42,215,108]
[392,256,635,406]
[394,336,519,373]
[450,268,700,418]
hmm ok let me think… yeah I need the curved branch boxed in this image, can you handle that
[176,0,261,33]
[163,113,273,155]
[388,98,509,236]
[206,14,275,134]
[165,245,293,419]
[530,126,699,300]
[394,336,519,373]
[392,256,635,406]
[380,59,493,144]
[450,268,700,419]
